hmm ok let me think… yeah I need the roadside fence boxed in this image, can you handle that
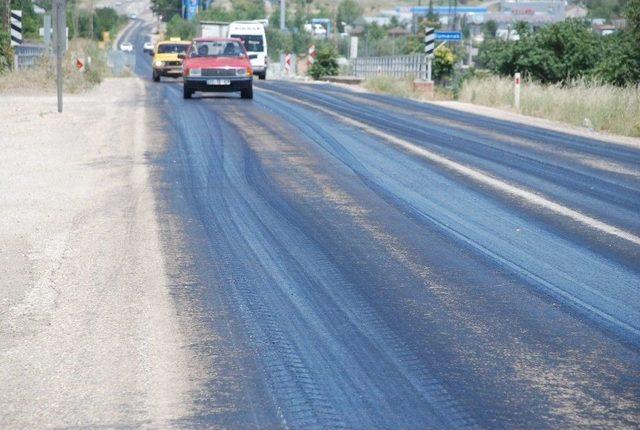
[13,44,47,70]
[351,54,428,80]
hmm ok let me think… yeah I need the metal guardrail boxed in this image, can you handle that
[352,55,428,80]
[14,44,47,70]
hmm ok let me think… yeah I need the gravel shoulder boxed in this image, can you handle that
[0,78,200,428]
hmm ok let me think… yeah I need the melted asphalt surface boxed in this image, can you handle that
[127,22,640,428]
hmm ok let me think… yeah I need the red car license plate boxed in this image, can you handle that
[207,79,231,85]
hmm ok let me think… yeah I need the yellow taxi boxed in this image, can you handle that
[151,38,191,82]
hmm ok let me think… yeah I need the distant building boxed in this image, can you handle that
[363,16,392,27]
[361,1,570,35]
[566,4,588,18]
[485,1,566,26]
[387,26,410,38]
[592,24,617,35]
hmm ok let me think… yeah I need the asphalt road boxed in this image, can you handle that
[125,23,640,428]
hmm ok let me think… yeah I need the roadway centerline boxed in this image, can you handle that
[259,87,640,248]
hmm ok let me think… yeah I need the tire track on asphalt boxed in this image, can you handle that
[164,88,346,429]
[254,87,640,346]
[164,85,476,428]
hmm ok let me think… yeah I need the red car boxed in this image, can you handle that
[180,38,254,99]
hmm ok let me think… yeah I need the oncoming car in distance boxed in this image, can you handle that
[180,38,253,100]
[151,38,190,82]
[119,42,133,52]
[142,41,154,54]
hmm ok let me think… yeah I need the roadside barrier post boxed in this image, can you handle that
[514,72,521,111]
[424,27,435,83]
[10,10,22,46]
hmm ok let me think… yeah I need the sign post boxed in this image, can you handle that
[514,72,521,110]
[53,0,66,113]
[10,10,22,46]
[43,14,51,47]
[307,44,316,69]
[349,36,358,59]
[424,27,435,83]
[284,53,291,77]
[435,31,462,41]
[280,0,285,31]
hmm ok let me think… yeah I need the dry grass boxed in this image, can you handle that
[363,75,452,101]
[0,39,108,94]
[459,75,640,138]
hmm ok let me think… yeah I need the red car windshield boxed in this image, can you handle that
[189,41,246,58]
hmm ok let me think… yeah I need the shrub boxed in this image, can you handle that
[308,44,338,80]
[0,31,12,73]
[433,45,456,82]
[93,7,124,40]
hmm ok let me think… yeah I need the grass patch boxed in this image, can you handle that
[362,75,452,101]
[0,39,109,94]
[459,75,640,138]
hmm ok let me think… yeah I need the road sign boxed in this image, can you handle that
[10,10,22,47]
[514,72,521,110]
[435,31,462,41]
[424,27,435,56]
[350,36,358,59]
[284,53,291,76]
[307,45,316,67]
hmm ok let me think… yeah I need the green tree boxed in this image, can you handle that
[427,0,438,22]
[232,0,266,20]
[166,14,197,39]
[0,29,11,72]
[364,22,386,40]
[150,0,181,21]
[477,20,601,84]
[482,20,497,38]
[93,7,123,40]
[336,0,362,32]
[592,32,640,85]
[266,28,293,59]
[292,29,312,55]
[627,0,640,46]
[198,7,237,22]
[514,21,532,38]
[585,0,626,20]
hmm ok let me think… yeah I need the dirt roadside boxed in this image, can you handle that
[0,78,202,428]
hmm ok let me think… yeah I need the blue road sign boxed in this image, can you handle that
[435,31,462,41]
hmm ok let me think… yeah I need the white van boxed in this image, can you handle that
[228,21,268,80]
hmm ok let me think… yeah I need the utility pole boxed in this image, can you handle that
[2,0,9,33]
[87,0,93,38]
[280,0,285,31]
[53,0,66,113]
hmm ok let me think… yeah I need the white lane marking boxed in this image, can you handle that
[259,88,640,247]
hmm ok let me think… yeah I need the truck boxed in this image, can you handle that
[199,20,268,80]
[199,21,230,38]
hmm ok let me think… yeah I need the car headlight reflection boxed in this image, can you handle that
[154,60,164,67]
